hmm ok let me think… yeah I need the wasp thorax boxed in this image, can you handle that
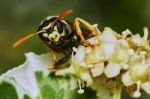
[38,16,71,43]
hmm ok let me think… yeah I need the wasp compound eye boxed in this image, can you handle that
[57,20,64,34]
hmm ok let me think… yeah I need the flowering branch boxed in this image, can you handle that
[0,26,150,99]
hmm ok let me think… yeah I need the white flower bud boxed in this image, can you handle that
[104,62,121,78]
[122,72,134,86]
[90,63,104,77]
[100,27,117,43]
[142,81,150,95]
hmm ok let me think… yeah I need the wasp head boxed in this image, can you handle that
[13,10,73,48]
[38,16,71,43]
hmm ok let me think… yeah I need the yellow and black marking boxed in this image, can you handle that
[13,10,99,71]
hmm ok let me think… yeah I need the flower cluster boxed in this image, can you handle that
[55,26,150,98]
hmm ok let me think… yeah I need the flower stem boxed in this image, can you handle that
[113,83,122,99]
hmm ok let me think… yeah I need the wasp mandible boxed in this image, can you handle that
[13,10,99,71]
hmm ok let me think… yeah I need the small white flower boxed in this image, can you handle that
[122,29,132,38]
[85,46,104,64]
[122,71,134,86]
[90,63,104,77]
[72,46,86,67]
[103,43,115,58]
[142,81,150,95]
[100,27,117,43]
[104,62,121,78]
[110,39,129,65]
[79,69,93,86]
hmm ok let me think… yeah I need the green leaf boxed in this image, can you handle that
[0,52,111,99]
[35,71,98,99]
[23,94,31,99]
[0,81,19,99]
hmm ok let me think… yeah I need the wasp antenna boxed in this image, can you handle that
[13,30,45,48]
[58,9,73,19]
[13,33,35,48]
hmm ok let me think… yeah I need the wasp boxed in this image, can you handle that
[13,10,99,71]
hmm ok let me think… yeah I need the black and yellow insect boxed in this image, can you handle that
[13,10,99,71]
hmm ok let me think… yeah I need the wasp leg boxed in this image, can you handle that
[74,18,99,46]
[54,54,71,67]
[49,49,72,72]
[43,42,57,62]
[49,54,71,72]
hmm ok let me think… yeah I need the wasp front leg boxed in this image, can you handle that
[74,18,99,46]
[43,42,57,62]
[49,50,71,72]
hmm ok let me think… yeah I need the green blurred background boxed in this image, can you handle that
[1,0,150,73]
[0,0,150,98]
